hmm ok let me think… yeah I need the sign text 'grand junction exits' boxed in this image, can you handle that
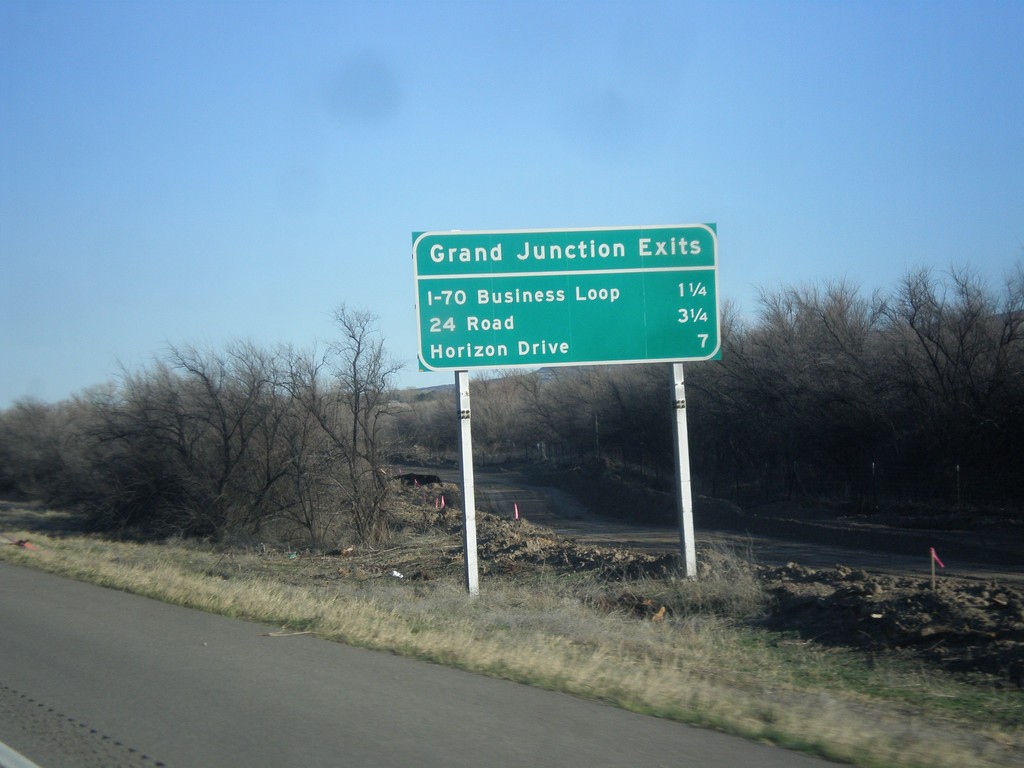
[413,225,719,371]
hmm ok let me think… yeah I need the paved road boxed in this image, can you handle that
[0,562,831,768]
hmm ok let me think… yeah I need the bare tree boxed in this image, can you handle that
[0,398,67,498]
[881,266,1024,498]
[294,306,402,544]
[390,389,457,460]
[468,370,538,460]
[268,346,344,548]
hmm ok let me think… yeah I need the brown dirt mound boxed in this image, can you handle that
[421,485,1024,685]
[759,562,1024,684]
[471,514,677,578]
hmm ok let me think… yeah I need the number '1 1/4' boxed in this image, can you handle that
[679,281,708,297]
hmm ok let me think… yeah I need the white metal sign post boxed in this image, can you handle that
[455,370,480,595]
[671,363,698,578]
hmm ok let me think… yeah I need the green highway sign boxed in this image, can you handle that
[412,225,719,371]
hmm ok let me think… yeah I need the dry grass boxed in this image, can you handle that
[2,520,1022,768]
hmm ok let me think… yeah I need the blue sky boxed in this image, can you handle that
[2,0,1021,407]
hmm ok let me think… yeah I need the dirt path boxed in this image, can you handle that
[423,465,1024,585]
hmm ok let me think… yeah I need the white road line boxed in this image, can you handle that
[0,740,43,768]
